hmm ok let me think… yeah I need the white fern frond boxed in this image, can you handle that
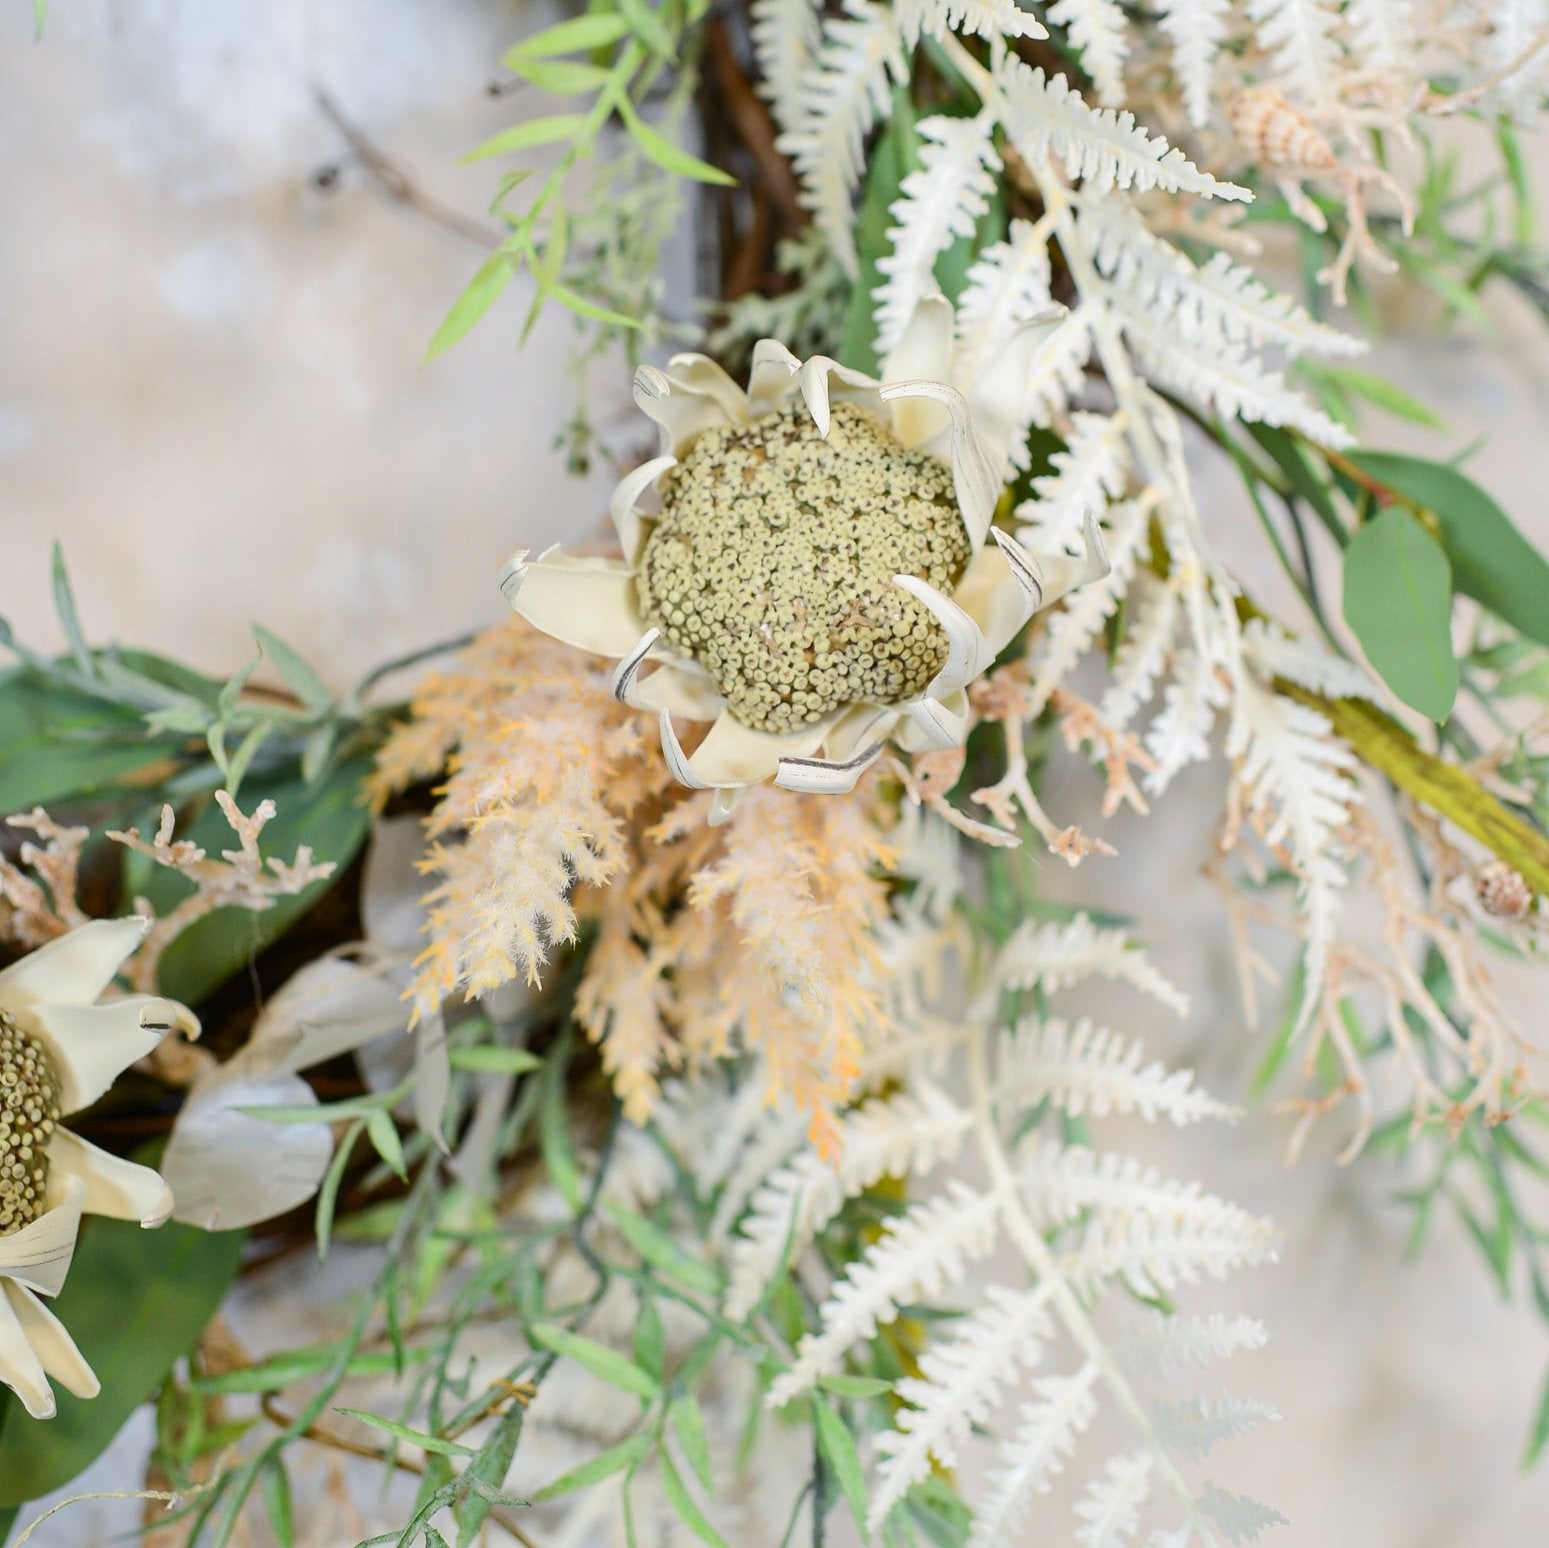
[1242,617,1376,701]
[1200,1482,1291,1542]
[1245,0,1343,105]
[779,0,908,274]
[1150,1393,1281,1460]
[1144,646,1227,794]
[995,58,1248,201]
[768,1180,1005,1404]
[724,1082,971,1319]
[1084,200,1364,360]
[1146,1529,1194,1548]
[1490,0,1549,119]
[1021,306,1099,433]
[995,912,1190,1016]
[1114,1310,1270,1379]
[1227,676,1360,1038]
[954,217,1056,379]
[708,1101,810,1243]
[751,0,824,133]
[870,1285,1055,1526]
[1102,574,1182,731]
[969,1365,1101,1547]
[1158,0,1233,126]
[1075,1450,1154,1546]
[1019,409,1131,551]
[1048,0,1131,106]
[875,113,1001,354]
[1342,0,1414,79]
[1112,295,1356,446]
[998,1016,1237,1125]
[897,0,1049,43]
[1023,496,1149,713]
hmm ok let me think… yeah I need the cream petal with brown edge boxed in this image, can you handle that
[6,1282,99,1412]
[0,915,147,1012]
[49,1128,173,1228]
[24,994,197,1115]
[880,380,999,550]
[633,362,742,459]
[661,707,838,791]
[609,453,677,562]
[820,702,903,763]
[797,355,887,437]
[882,295,955,450]
[746,338,803,416]
[624,657,727,722]
[662,353,750,424]
[502,550,648,659]
[955,540,1043,658]
[0,1176,85,1298]
[895,690,972,753]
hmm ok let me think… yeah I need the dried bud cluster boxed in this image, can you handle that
[637,402,969,732]
[0,1010,62,1234]
[1475,859,1532,921]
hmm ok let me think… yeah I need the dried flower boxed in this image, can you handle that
[0,919,196,1417]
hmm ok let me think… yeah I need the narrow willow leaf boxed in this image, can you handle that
[50,542,94,678]
[504,13,631,61]
[1351,451,1549,649]
[618,100,736,186]
[1522,1362,1549,1470]
[529,1324,661,1399]
[538,1048,584,1212]
[253,624,331,711]
[1309,366,1444,428]
[817,1374,894,1398]
[333,1408,475,1458]
[659,1447,729,1548]
[670,1394,713,1491]
[316,1118,365,1259]
[606,1204,724,1296]
[426,252,516,360]
[635,1293,665,1381]
[260,1458,295,1548]
[510,58,613,94]
[448,1046,543,1075]
[617,0,675,56]
[1343,507,1459,720]
[463,114,590,164]
[813,1401,869,1536]
[366,1109,407,1180]
[534,1432,653,1499]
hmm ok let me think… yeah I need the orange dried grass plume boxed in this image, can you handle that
[371,616,898,1150]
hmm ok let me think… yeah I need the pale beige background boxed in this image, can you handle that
[6,4,1549,1545]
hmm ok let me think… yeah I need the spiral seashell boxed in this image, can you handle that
[1229,85,1338,170]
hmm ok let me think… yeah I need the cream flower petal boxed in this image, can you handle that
[882,296,955,448]
[773,741,886,795]
[7,1282,98,1404]
[966,309,1067,478]
[895,690,972,752]
[0,1280,57,1418]
[501,548,648,659]
[892,575,994,700]
[609,453,677,562]
[0,1176,84,1297]
[746,338,803,416]
[659,708,836,790]
[49,1129,172,1228]
[241,954,408,1079]
[823,702,902,762]
[798,355,887,437]
[879,380,999,551]
[23,994,192,1116]
[0,916,147,1013]
[957,538,1042,656]
[614,634,726,721]
[633,361,744,459]
[164,1069,331,1231]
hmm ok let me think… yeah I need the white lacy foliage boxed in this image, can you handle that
[721,914,1277,1543]
[750,0,823,131]
[1245,0,1344,106]
[1158,0,1234,126]
[1048,0,1131,107]
[1020,409,1131,551]
[954,217,1056,379]
[875,113,1001,353]
[1342,0,1413,78]
[1242,617,1376,701]
[896,0,1047,44]
[1226,676,1361,1036]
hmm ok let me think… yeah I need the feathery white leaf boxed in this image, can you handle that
[954,217,1056,380]
[998,1016,1237,1126]
[1020,306,1099,435]
[725,1082,972,1319]
[1226,676,1359,1039]
[1048,0,1131,106]
[1245,0,1343,106]
[1102,573,1182,731]
[768,1180,1004,1404]
[995,58,1248,201]
[871,1285,1055,1526]
[1342,0,1414,79]
[1019,409,1131,552]
[1242,617,1376,701]
[779,1,908,275]
[970,1366,1101,1547]
[708,1101,810,1243]
[1200,1482,1291,1542]
[1144,645,1226,793]
[897,0,1048,42]
[1113,1310,1269,1379]
[1158,0,1233,126]
[751,0,824,133]
[1150,1392,1281,1459]
[1083,200,1364,360]
[1490,0,1549,119]
[874,113,1001,353]
[995,912,1190,1016]
[1075,1450,1154,1546]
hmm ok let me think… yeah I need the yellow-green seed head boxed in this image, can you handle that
[636,402,970,733]
[0,1009,62,1235]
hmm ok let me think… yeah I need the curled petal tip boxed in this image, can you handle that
[632,364,670,405]
[1079,509,1111,586]
[498,550,530,607]
[774,743,883,795]
[657,710,711,790]
[611,629,662,707]
[138,997,200,1043]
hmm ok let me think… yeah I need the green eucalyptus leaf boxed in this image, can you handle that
[0,1218,244,1505]
[509,57,613,95]
[1350,451,1549,649]
[1343,507,1459,721]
